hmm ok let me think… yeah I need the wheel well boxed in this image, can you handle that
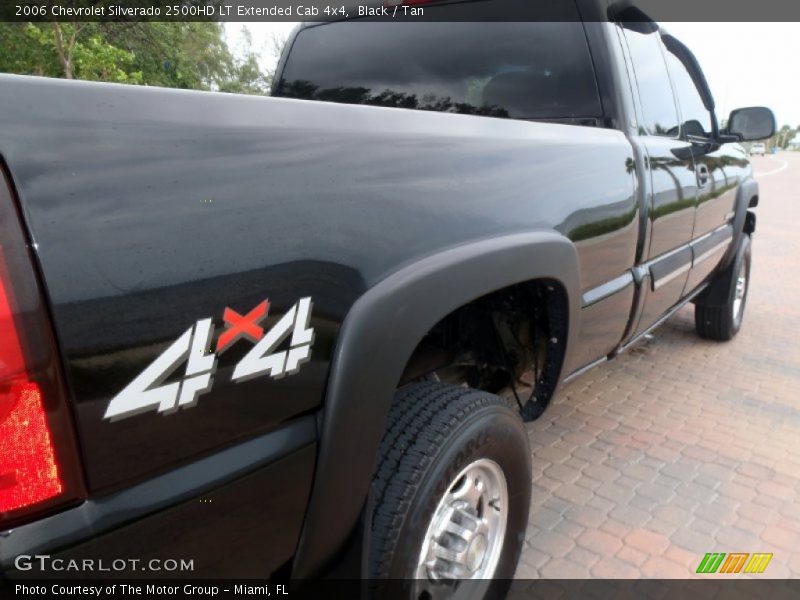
[293,231,581,578]
[398,279,569,421]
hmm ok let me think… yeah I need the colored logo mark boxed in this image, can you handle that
[696,552,773,574]
[217,300,269,353]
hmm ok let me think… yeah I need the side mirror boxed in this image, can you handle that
[726,107,776,141]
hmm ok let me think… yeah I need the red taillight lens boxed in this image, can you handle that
[0,382,63,512]
[0,165,82,526]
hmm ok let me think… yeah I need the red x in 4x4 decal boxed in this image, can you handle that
[217,300,269,353]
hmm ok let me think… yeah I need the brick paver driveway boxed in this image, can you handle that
[516,152,800,579]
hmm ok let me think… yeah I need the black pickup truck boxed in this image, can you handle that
[0,0,775,594]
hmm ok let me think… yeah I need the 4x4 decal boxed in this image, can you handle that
[103,298,314,421]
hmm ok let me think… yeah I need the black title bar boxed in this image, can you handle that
[3,0,800,22]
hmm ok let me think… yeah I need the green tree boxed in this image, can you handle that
[0,23,63,77]
[0,21,270,93]
[215,26,270,94]
[769,124,797,150]
[72,32,142,83]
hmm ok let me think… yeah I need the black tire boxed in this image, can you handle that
[369,382,531,596]
[695,235,751,341]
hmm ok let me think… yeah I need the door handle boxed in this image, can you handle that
[697,164,710,187]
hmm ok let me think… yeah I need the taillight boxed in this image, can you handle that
[0,383,62,512]
[0,163,83,527]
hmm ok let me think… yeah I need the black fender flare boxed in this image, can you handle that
[725,176,758,270]
[292,230,581,578]
[696,176,758,308]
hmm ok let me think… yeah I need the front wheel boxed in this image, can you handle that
[369,382,531,598]
[695,235,751,340]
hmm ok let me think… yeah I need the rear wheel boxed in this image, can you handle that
[695,235,751,341]
[369,382,531,598]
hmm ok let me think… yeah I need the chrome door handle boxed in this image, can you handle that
[697,165,710,186]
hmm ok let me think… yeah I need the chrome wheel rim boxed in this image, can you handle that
[733,261,747,322]
[415,458,508,591]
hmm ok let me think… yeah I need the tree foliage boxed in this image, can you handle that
[0,21,272,94]
[773,124,798,150]
[762,124,799,151]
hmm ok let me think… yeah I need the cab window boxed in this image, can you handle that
[662,43,713,137]
[622,27,680,137]
[276,21,603,123]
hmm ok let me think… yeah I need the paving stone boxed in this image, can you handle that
[539,558,590,579]
[624,529,671,554]
[573,445,608,464]
[514,559,542,579]
[518,545,551,570]
[609,505,652,527]
[647,517,678,538]
[545,463,582,485]
[714,526,760,549]
[591,557,640,578]
[641,556,691,578]
[564,505,607,530]
[761,525,800,552]
[653,504,693,526]
[595,482,635,505]
[553,519,584,540]
[574,474,602,491]
[690,516,720,537]
[531,506,563,530]
[630,494,660,512]
[664,546,697,570]
[759,480,794,502]
[675,482,718,504]
[576,529,623,556]
[616,545,648,567]
[565,546,601,569]
[542,495,574,515]
[599,518,631,539]
[527,529,576,558]
[637,482,676,502]
[587,495,615,514]
[616,475,642,490]
[671,527,714,554]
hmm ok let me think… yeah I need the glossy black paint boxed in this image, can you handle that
[0,12,763,580]
[6,444,317,579]
[0,417,316,567]
[0,74,637,494]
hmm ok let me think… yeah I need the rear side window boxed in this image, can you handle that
[275,22,602,122]
[622,28,680,137]
[662,45,713,137]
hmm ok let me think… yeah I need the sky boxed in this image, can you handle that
[664,23,800,128]
[226,22,800,128]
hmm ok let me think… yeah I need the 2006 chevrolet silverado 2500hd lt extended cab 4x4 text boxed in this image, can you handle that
[0,0,775,594]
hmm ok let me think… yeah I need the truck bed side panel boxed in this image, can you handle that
[0,75,636,493]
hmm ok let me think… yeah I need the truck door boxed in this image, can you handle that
[618,23,697,335]
[661,38,746,292]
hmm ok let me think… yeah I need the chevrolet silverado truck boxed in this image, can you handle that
[0,0,775,595]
